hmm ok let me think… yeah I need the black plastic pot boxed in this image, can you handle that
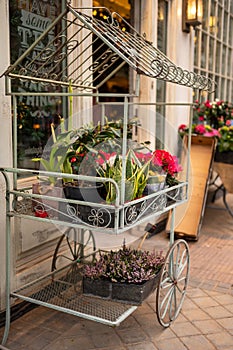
[59,182,106,223]
[214,149,233,164]
[83,273,160,305]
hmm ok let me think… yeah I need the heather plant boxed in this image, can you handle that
[83,245,165,284]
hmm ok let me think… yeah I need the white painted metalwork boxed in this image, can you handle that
[1,3,215,93]
[156,239,190,327]
[0,2,211,346]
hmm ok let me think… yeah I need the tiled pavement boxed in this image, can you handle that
[0,193,233,350]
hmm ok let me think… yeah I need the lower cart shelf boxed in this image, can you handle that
[11,265,137,327]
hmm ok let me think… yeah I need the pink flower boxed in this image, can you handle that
[135,152,152,163]
[199,116,204,121]
[204,130,220,137]
[226,119,231,126]
[194,124,206,134]
[96,151,117,166]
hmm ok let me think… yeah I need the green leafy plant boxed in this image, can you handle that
[66,117,136,176]
[217,125,233,152]
[96,149,150,203]
[32,120,73,185]
[33,116,136,186]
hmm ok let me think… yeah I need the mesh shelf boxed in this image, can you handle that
[11,265,137,327]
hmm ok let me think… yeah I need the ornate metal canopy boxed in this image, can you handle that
[2,2,215,93]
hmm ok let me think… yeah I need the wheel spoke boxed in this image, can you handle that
[156,239,190,328]
[51,229,96,271]
[160,285,175,319]
[169,286,177,320]
[175,283,186,295]
[66,237,77,258]
[176,251,188,278]
[160,273,173,289]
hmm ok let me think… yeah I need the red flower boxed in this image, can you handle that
[152,150,182,176]
[226,119,231,126]
[35,210,48,218]
[70,157,77,163]
[204,100,212,108]
[178,124,187,131]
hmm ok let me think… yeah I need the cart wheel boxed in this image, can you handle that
[51,228,96,271]
[156,239,190,327]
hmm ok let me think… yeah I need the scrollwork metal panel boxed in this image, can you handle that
[2,4,215,93]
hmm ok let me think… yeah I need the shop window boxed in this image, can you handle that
[92,0,131,101]
[156,0,168,149]
[9,0,66,169]
[194,0,233,101]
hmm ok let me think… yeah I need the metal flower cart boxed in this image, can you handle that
[0,2,215,345]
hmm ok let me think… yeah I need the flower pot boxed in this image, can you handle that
[32,182,63,218]
[59,183,145,228]
[213,162,233,193]
[144,174,166,195]
[63,181,105,202]
[166,184,184,206]
[76,201,142,228]
[214,149,233,164]
[83,274,160,305]
[58,182,105,223]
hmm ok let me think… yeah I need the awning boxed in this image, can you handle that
[2,3,215,93]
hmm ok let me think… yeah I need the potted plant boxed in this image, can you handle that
[134,151,166,195]
[64,117,136,177]
[214,124,233,164]
[31,121,71,217]
[191,99,233,163]
[135,148,183,203]
[178,123,219,138]
[213,124,233,194]
[82,244,165,305]
[96,149,150,204]
[193,99,233,129]
[58,117,137,223]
